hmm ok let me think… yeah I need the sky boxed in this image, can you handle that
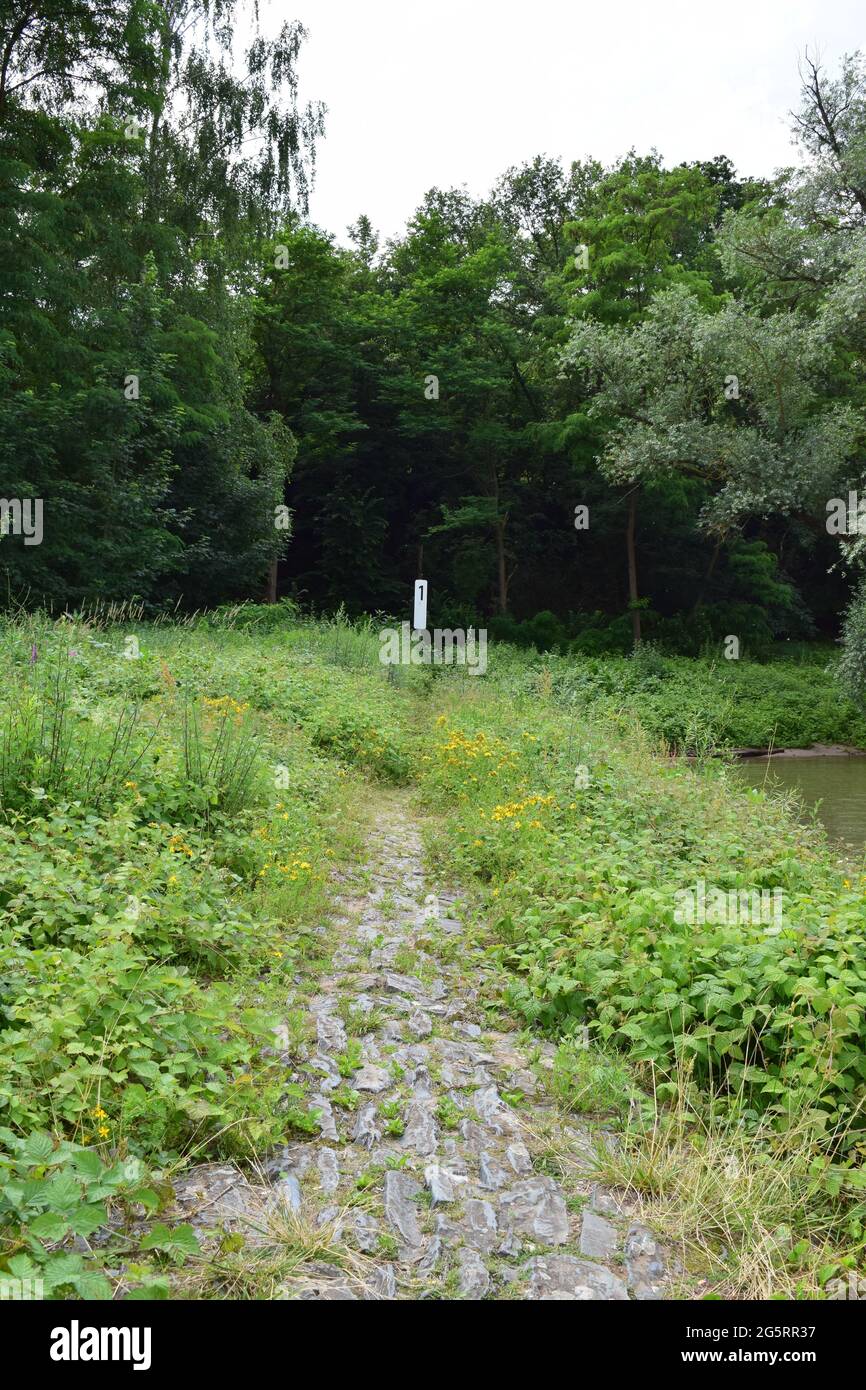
[268,0,866,246]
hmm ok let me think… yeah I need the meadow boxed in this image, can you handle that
[1,606,864,1299]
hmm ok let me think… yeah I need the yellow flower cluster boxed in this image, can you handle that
[259,856,314,881]
[203,695,249,718]
[436,726,517,775]
[491,794,555,823]
[168,832,194,857]
[88,1106,110,1140]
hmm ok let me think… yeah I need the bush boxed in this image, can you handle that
[418,692,866,1156]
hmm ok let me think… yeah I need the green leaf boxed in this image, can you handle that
[73,1270,113,1300]
[44,1172,80,1212]
[7,1253,39,1279]
[21,1133,55,1165]
[167,1223,200,1256]
[41,1252,84,1289]
[69,1203,107,1237]
[71,1150,104,1181]
[29,1211,70,1241]
[130,1187,160,1212]
[125,1278,170,1300]
[140,1222,172,1251]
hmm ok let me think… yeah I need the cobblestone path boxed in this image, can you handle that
[168,793,676,1300]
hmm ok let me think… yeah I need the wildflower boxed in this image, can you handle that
[91,1106,107,1120]
[97,1125,110,1139]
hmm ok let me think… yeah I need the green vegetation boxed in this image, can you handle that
[430,640,866,752]
[419,665,866,1145]
[3,14,866,685]
[412,644,866,1295]
[4,6,866,1303]
[2,610,866,1299]
[0,610,384,1296]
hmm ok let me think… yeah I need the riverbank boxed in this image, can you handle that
[476,644,866,753]
[734,743,866,758]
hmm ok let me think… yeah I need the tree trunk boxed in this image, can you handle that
[690,533,724,614]
[265,557,278,604]
[490,462,508,615]
[494,517,508,615]
[626,490,641,646]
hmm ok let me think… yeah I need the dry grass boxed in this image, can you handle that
[172,1192,381,1301]
[590,1060,862,1300]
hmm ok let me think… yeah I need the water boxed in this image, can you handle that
[735,755,866,851]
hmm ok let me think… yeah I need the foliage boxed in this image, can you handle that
[0,1,318,609]
[0,612,384,1295]
[417,660,866,1162]
[0,1130,173,1300]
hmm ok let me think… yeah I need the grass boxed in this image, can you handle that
[2,604,865,1300]
[589,1058,862,1300]
[174,1200,378,1301]
[409,634,866,1298]
[0,610,382,1297]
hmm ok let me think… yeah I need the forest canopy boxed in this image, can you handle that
[2,7,866,670]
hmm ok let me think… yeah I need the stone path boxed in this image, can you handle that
[169,794,676,1300]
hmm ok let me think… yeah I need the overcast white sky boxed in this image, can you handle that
[272,0,865,245]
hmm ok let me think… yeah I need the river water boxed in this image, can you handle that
[735,755,866,852]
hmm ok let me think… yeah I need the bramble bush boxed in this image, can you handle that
[418,690,866,1177]
[0,614,375,1296]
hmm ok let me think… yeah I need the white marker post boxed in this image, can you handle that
[413,579,428,631]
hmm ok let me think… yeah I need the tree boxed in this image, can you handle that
[0,0,321,609]
[715,49,866,683]
[558,157,726,641]
[562,285,860,641]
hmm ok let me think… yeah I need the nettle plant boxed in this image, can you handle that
[0,1130,185,1299]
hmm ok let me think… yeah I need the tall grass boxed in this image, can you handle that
[589,1053,866,1299]
[180,699,262,826]
[0,645,156,814]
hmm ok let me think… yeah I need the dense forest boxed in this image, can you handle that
[3,3,866,670]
